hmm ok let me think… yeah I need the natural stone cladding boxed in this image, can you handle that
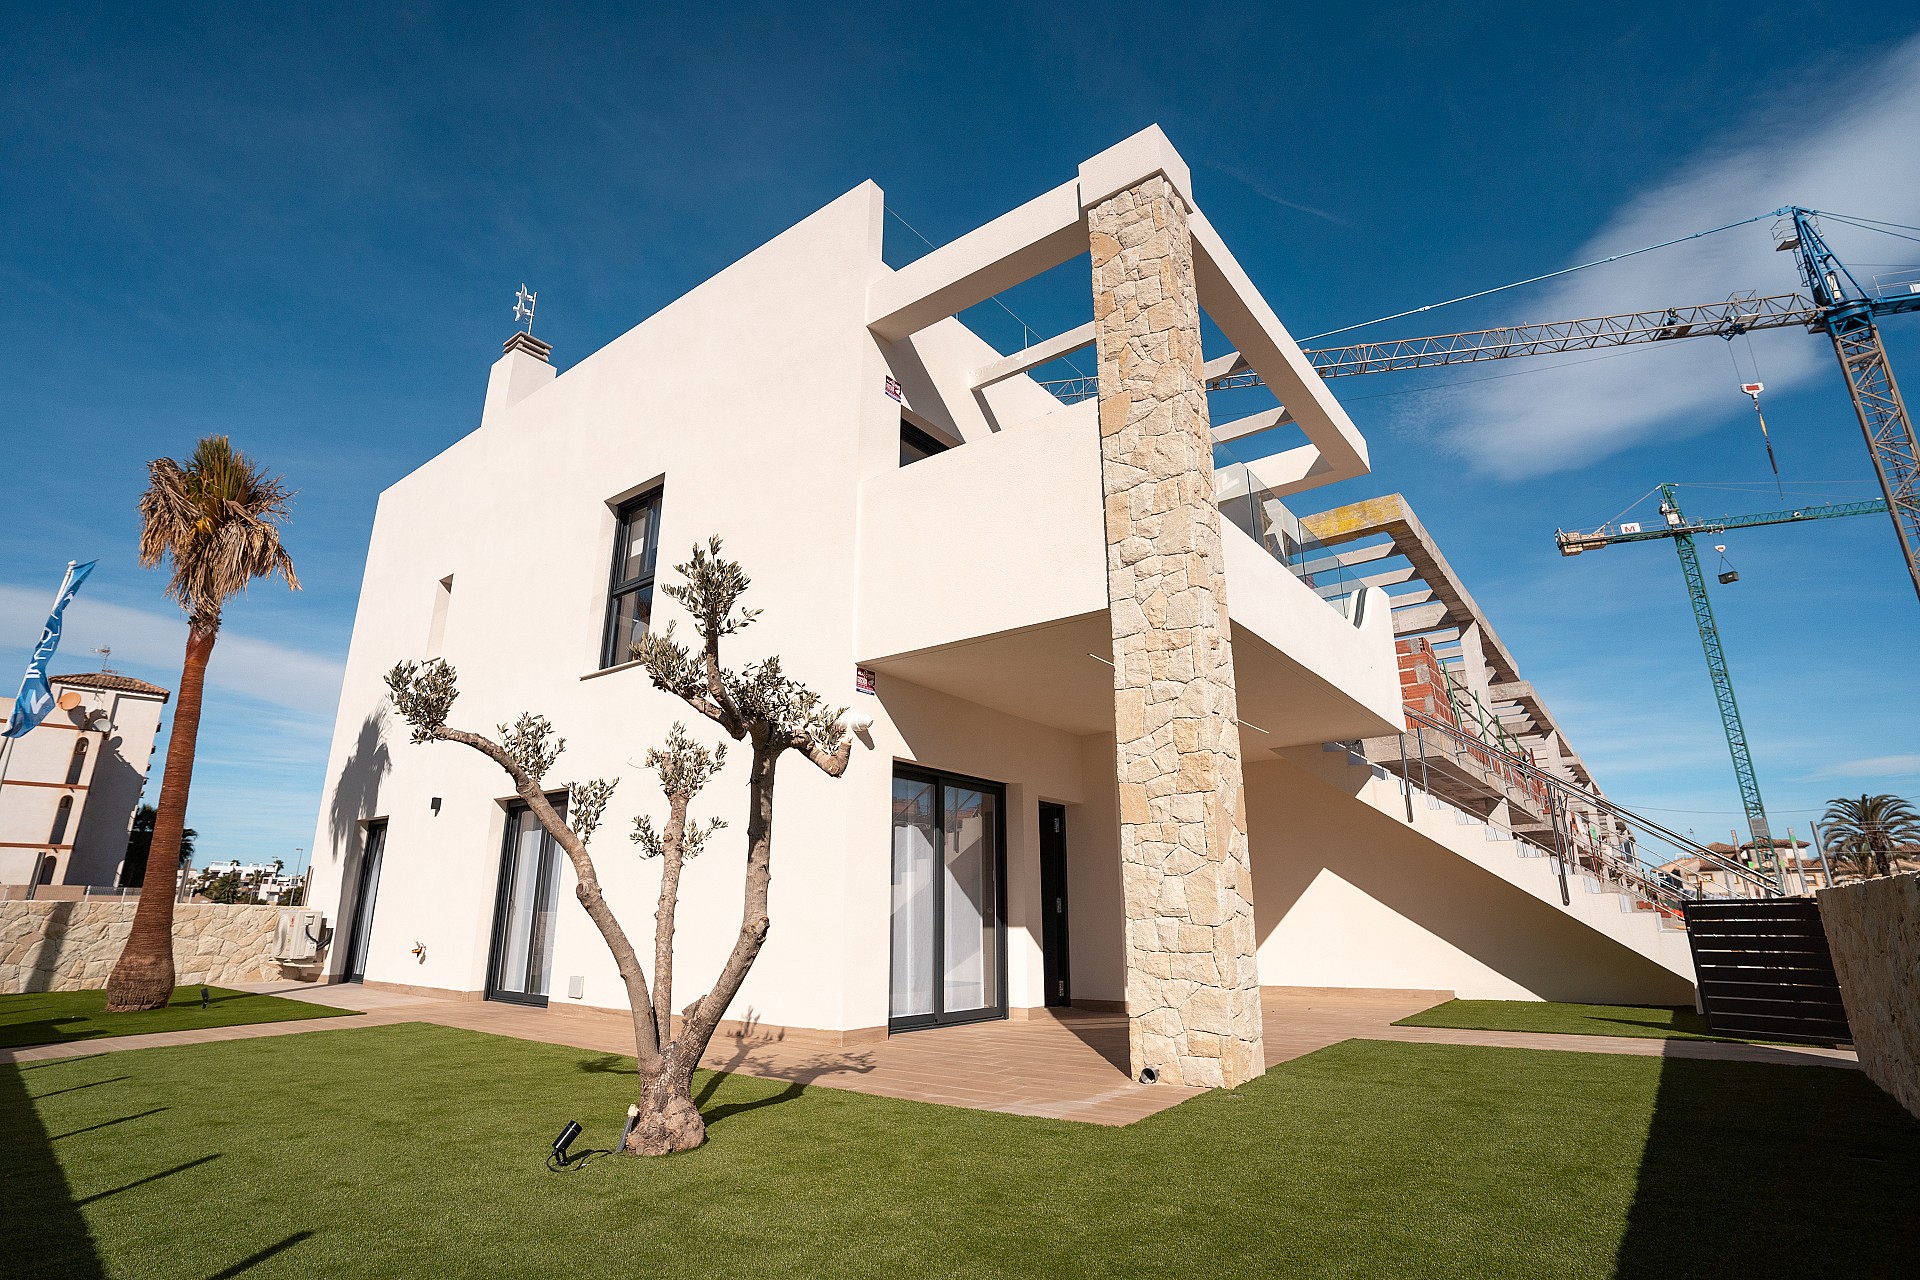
[0,901,285,994]
[1819,872,1920,1120]
[1088,174,1265,1089]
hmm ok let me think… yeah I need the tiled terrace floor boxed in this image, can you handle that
[1,982,1858,1126]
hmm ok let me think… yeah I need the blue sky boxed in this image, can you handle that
[3,2,1918,871]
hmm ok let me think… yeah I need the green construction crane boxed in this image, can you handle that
[1555,486,1889,856]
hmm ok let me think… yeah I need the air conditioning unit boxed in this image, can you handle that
[273,908,327,964]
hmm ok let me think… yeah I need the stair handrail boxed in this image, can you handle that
[1400,708,1780,898]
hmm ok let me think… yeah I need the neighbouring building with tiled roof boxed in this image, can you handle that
[0,671,169,893]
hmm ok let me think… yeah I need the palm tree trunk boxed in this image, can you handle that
[105,622,217,1011]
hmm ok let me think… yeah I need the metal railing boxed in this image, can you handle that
[1388,708,1781,915]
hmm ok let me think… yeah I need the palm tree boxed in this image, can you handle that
[105,437,298,1011]
[1819,794,1920,880]
[118,803,196,888]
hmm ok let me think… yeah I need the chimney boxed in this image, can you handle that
[481,330,556,424]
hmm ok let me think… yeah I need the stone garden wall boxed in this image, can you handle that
[0,900,285,994]
[1819,872,1920,1120]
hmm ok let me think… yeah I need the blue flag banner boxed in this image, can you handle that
[4,560,98,740]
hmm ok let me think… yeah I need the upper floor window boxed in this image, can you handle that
[900,419,951,467]
[427,575,454,658]
[65,737,89,786]
[602,489,663,669]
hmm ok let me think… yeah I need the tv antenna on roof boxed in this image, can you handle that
[513,284,538,334]
[91,646,113,673]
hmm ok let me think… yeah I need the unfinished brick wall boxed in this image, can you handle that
[1088,173,1264,1090]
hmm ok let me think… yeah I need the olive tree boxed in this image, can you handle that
[384,539,851,1154]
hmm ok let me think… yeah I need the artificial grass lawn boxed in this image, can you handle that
[7,1025,1917,1278]
[1393,998,1809,1044]
[0,987,352,1050]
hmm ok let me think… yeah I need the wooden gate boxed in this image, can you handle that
[1682,898,1852,1045]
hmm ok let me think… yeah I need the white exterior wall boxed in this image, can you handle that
[311,184,891,1029]
[1248,749,1697,1005]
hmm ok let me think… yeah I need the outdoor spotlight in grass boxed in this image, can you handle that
[552,1120,582,1162]
[199,987,210,1009]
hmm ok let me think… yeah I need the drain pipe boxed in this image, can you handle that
[1546,792,1573,906]
[1397,733,1413,822]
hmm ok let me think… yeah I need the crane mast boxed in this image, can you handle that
[1784,208,1920,599]
[1556,489,1889,864]
[1663,486,1771,855]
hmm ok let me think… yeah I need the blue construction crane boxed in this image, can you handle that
[1777,208,1920,596]
[1043,206,1920,600]
[1555,487,1890,856]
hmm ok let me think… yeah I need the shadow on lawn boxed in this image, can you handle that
[0,988,292,1051]
[0,1063,106,1278]
[697,1015,877,1128]
[1613,1055,1920,1277]
[1586,1016,1748,1044]
[565,1014,880,1129]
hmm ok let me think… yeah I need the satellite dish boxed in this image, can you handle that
[86,710,113,732]
[56,690,83,711]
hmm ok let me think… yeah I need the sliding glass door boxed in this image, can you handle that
[342,820,385,983]
[488,800,563,1006]
[889,766,1006,1030]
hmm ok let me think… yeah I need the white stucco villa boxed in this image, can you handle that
[308,128,1696,1090]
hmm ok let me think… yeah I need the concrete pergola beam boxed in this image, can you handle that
[866,126,1369,503]
[1299,495,1524,688]
[1187,209,1369,486]
[867,178,1086,343]
[1212,405,1294,446]
[1391,601,1449,633]
[972,322,1096,390]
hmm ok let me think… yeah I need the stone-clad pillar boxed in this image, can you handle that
[1089,175,1265,1089]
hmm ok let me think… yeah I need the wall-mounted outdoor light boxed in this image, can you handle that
[430,797,442,815]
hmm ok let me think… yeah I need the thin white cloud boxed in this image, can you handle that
[1425,34,1920,478]
[1807,753,1920,781]
[0,583,344,715]
[1204,159,1351,228]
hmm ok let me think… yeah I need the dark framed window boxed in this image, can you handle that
[900,419,951,467]
[601,489,663,669]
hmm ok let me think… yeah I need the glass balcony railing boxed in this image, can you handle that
[1216,462,1359,620]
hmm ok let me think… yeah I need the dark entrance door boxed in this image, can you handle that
[488,800,564,1006]
[888,766,1008,1031]
[342,820,386,983]
[1039,802,1071,1007]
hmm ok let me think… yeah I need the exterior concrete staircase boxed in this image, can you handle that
[1292,741,1698,992]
